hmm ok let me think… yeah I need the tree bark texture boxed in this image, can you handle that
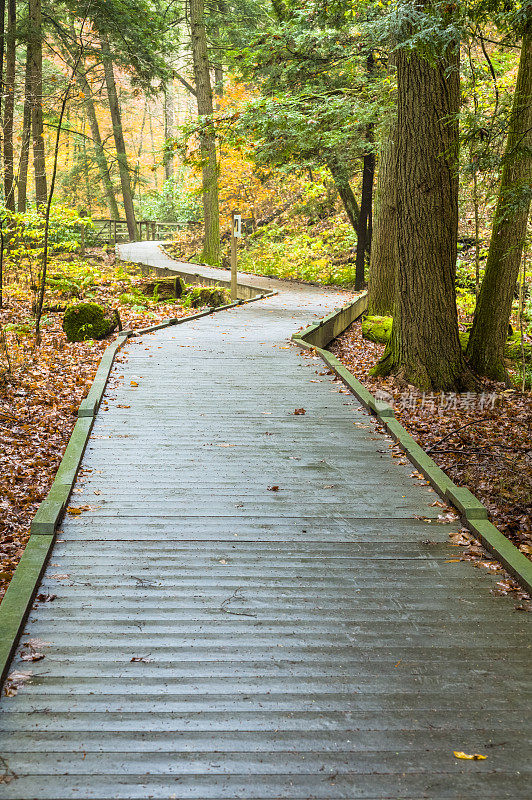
[29,0,47,206]
[100,35,137,240]
[374,44,471,390]
[79,73,120,218]
[190,0,221,265]
[368,108,397,316]
[18,48,32,212]
[466,20,532,381]
[3,0,16,211]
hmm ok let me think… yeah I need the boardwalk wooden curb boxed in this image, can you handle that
[293,294,532,593]
[0,280,275,686]
[0,536,55,686]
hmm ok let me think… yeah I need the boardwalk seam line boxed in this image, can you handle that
[293,294,532,593]
[0,275,274,689]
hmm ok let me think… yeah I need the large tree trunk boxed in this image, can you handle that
[3,0,16,211]
[29,0,47,206]
[466,20,532,381]
[373,43,472,390]
[100,35,137,240]
[18,47,32,212]
[164,75,176,182]
[79,72,120,218]
[190,0,220,265]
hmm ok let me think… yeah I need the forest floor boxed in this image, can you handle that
[330,322,532,607]
[0,247,194,603]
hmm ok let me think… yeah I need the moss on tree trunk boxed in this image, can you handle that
[373,40,473,390]
[466,20,532,382]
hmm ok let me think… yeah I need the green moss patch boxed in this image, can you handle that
[361,315,392,344]
[62,302,120,342]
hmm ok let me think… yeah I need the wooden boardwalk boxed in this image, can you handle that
[0,242,530,799]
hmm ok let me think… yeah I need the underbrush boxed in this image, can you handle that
[167,182,360,288]
[237,220,357,286]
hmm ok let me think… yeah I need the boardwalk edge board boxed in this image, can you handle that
[292,293,532,594]
[0,279,275,687]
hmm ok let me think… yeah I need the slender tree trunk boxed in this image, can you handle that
[133,102,146,198]
[81,116,92,214]
[64,105,70,169]
[79,72,119,218]
[466,20,532,381]
[355,53,376,290]
[214,65,224,100]
[368,128,397,315]
[368,86,397,316]
[325,155,360,230]
[18,46,32,212]
[100,34,137,239]
[29,0,47,206]
[0,0,5,308]
[373,43,473,390]
[213,2,228,101]
[3,0,16,211]
[164,75,176,182]
[0,0,5,163]
[190,0,220,265]
[148,111,159,191]
[355,131,375,290]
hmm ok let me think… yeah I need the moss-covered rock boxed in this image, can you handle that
[361,315,393,344]
[63,302,120,342]
[187,286,230,308]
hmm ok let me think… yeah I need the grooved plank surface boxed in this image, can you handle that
[0,243,530,799]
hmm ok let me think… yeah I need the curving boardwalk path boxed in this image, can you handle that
[0,242,530,799]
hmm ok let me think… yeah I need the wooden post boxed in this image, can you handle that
[112,220,117,246]
[231,210,238,302]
